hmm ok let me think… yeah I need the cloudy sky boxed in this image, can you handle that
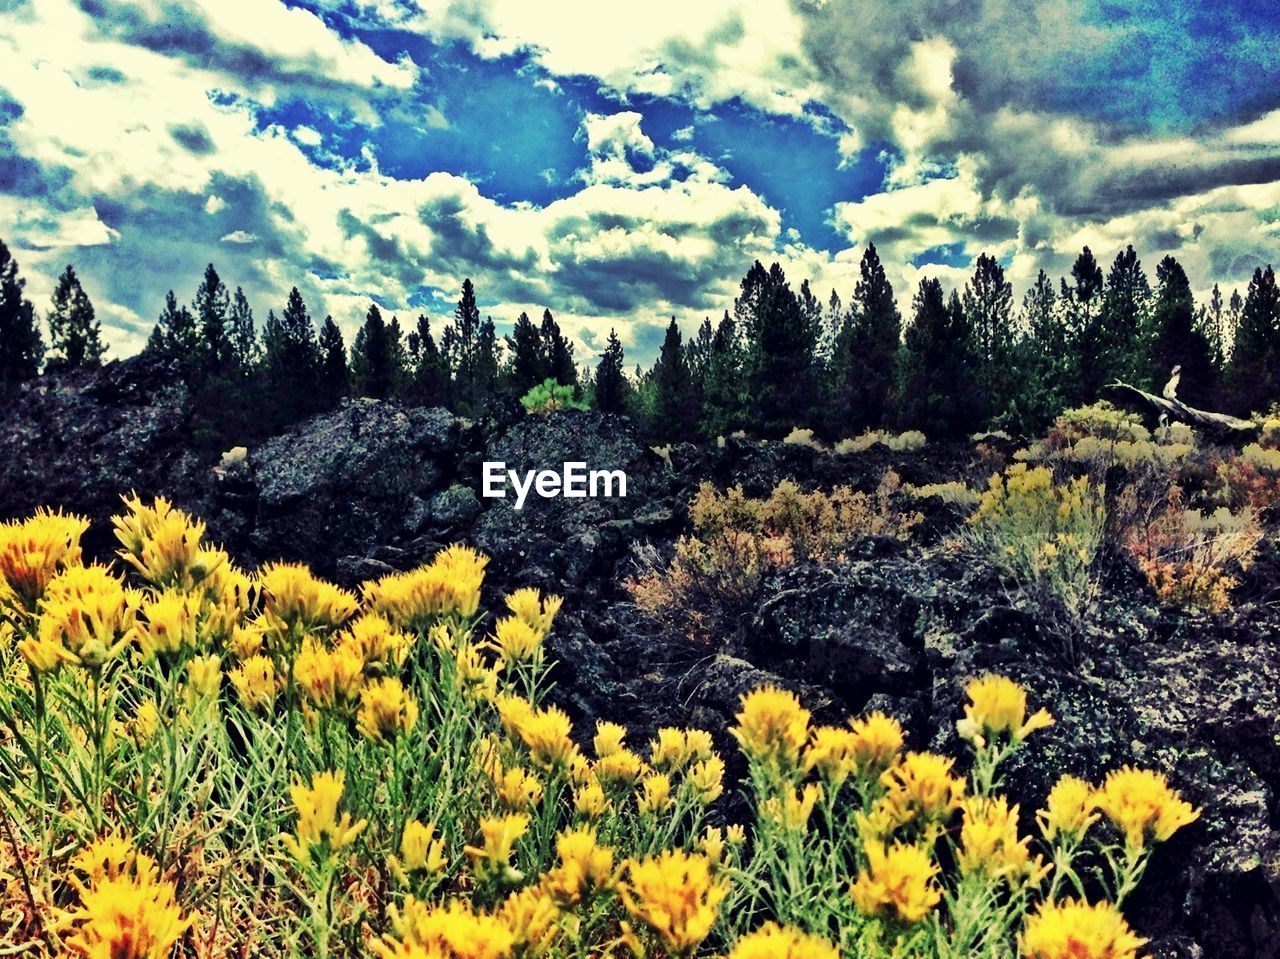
[3,0,1280,364]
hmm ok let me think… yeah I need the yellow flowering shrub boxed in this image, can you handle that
[0,498,1199,959]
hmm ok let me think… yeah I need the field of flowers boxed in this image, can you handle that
[0,496,1200,958]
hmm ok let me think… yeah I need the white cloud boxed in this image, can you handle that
[293,126,323,147]
[220,230,258,244]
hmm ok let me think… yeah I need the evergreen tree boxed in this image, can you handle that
[0,241,42,395]
[260,287,320,426]
[898,279,979,438]
[1060,246,1107,404]
[146,289,199,365]
[193,263,232,370]
[351,304,399,400]
[650,317,699,440]
[1099,245,1150,385]
[540,309,577,387]
[1014,270,1068,433]
[685,317,715,384]
[832,243,900,432]
[407,314,448,405]
[317,315,349,404]
[595,328,628,414]
[475,316,501,401]
[1147,255,1215,408]
[1228,265,1280,414]
[446,278,500,413]
[229,287,258,370]
[962,253,1014,423]
[698,311,745,438]
[46,264,105,370]
[736,261,822,435]
[505,311,546,396]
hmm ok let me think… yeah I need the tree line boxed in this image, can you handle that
[1,237,1278,447]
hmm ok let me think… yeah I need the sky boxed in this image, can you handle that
[2,0,1280,366]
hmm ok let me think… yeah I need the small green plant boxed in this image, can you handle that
[520,378,587,414]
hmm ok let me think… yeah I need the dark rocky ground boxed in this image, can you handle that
[2,356,1279,957]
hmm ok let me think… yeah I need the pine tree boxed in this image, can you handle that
[261,287,320,426]
[193,263,232,370]
[595,328,628,414]
[407,314,448,406]
[650,317,699,440]
[898,279,979,438]
[46,264,105,370]
[962,252,1014,423]
[351,304,399,400]
[1060,246,1106,404]
[832,243,901,432]
[506,311,546,396]
[1147,255,1215,408]
[146,290,199,365]
[736,261,822,435]
[1014,270,1068,433]
[446,278,497,413]
[541,309,577,387]
[1099,245,1150,385]
[700,311,745,437]
[1228,265,1280,414]
[317,315,348,404]
[0,241,42,395]
[229,287,258,370]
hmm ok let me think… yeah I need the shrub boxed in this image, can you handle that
[1019,402,1195,473]
[835,430,927,454]
[0,501,1196,957]
[1208,455,1280,514]
[968,464,1106,624]
[521,378,588,414]
[1118,486,1263,612]
[627,476,921,638]
[904,481,982,509]
[782,427,824,450]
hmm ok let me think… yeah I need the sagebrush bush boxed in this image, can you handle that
[782,427,824,451]
[904,481,981,509]
[835,430,927,454]
[968,464,1106,626]
[627,476,921,638]
[1020,403,1195,473]
[0,499,1199,958]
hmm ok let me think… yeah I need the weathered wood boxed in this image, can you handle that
[1102,381,1257,436]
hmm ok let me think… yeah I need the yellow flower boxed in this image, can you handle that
[374,898,515,959]
[957,674,1055,746]
[637,773,673,816]
[340,614,412,674]
[228,655,277,713]
[69,834,157,888]
[725,824,747,846]
[1037,774,1100,842]
[728,922,839,959]
[1095,766,1200,850]
[497,696,577,770]
[621,849,727,955]
[731,686,811,778]
[698,826,726,865]
[504,587,562,635]
[594,748,649,791]
[543,826,615,905]
[490,615,544,665]
[357,677,420,742]
[593,720,628,758]
[363,545,488,630]
[60,870,191,959]
[499,886,561,957]
[35,565,141,670]
[493,765,544,811]
[294,637,365,710]
[454,641,501,702]
[846,711,905,776]
[649,727,714,771]
[804,725,861,786]
[574,778,611,819]
[686,755,726,804]
[956,796,1046,883]
[849,841,941,924]
[281,770,367,864]
[399,820,447,874]
[229,623,265,660]
[112,494,211,589]
[1019,899,1146,959]
[135,590,201,661]
[184,654,222,704]
[258,562,357,638]
[118,700,162,747]
[862,752,965,843]
[760,783,823,834]
[465,813,530,883]
[0,508,87,614]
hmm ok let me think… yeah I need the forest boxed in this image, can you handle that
[2,238,1278,446]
